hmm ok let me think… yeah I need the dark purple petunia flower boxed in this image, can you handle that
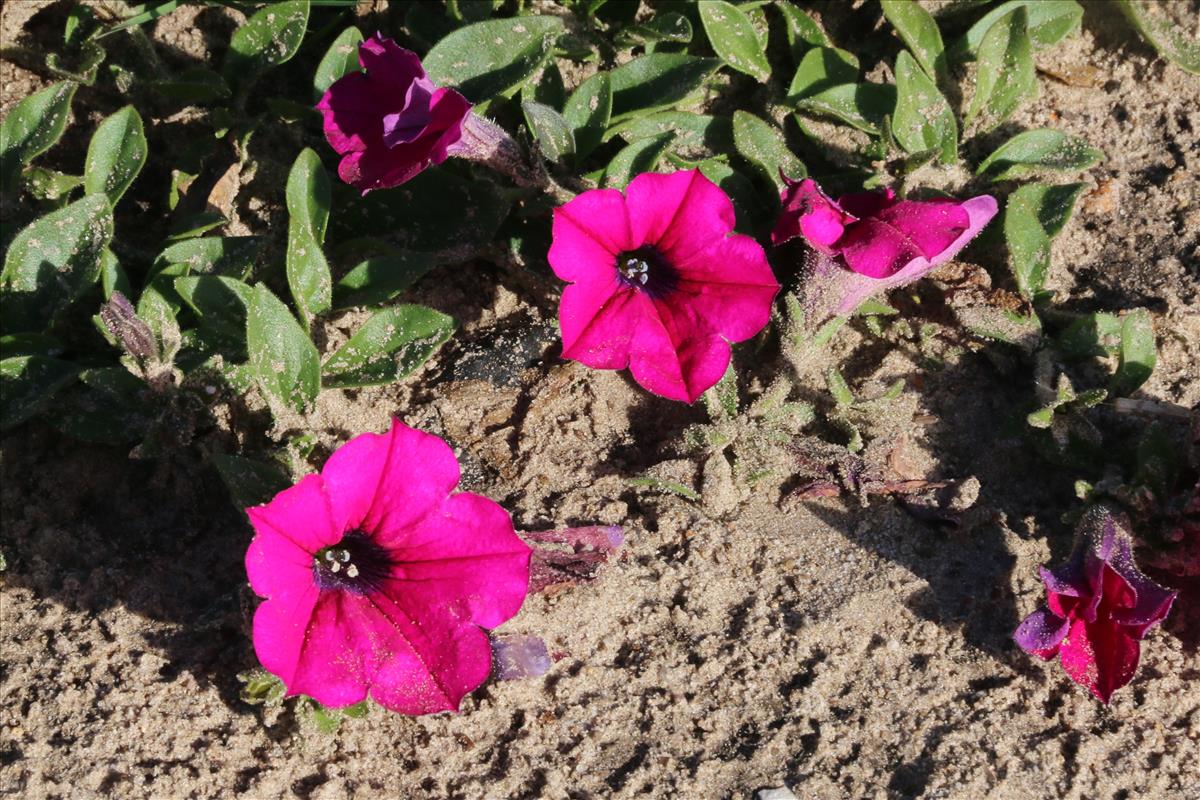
[1014,507,1177,703]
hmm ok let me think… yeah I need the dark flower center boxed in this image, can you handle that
[313,531,394,594]
[615,246,679,298]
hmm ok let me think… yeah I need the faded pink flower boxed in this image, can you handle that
[772,178,997,327]
[316,33,472,193]
[245,419,531,714]
[1014,507,1176,703]
[548,169,780,403]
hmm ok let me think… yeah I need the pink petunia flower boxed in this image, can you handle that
[1014,507,1177,703]
[771,178,997,326]
[548,169,780,403]
[244,419,531,714]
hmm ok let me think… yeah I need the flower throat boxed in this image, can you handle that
[616,246,679,298]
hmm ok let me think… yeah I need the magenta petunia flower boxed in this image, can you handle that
[772,178,997,326]
[548,169,780,403]
[244,419,531,714]
[316,33,472,193]
[1014,507,1177,703]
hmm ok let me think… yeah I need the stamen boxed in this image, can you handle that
[615,246,678,298]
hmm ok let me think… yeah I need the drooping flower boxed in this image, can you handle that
[548,169,780,403]
[1013,506,1177,703]
[316,33,473,193]
[771,178,997,327]
[245,419,531,714]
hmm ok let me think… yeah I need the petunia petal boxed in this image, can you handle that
[877,199,970,260]
[772,178,852,249]
[246,474,340,557]
[1013,607,1069,658]
[1058,617,1141,703]
[549,189,632,283]
[382,491,530,627]
[358,33,426,87]
[625,170,735,262]
[558,282,640,368]
[285,592,374,707]
[629,293,731,403]
[250,582,320,691]
[837,218,923,278]
[317,71,386,155]
[672,234,779,342]
[320,419,461,538]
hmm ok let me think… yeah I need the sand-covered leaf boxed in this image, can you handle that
[247,283,320,413]
[1,194,113,333]
[796,83,895,135]
[957,0,1082,57]
[608,54,721,120]
[424,16,564,102]
[83,106,147,204]
[323,305,454,388]
[224,0,309,84]
[881,0,946,81]
[615,12,692,49]
[154,236,264,278]
[787,47,858,100]
[0,81,76,194]
[699,1,771,82]
[964,7,1036,130]
[285,149,332,326]
[603,133,674,188]
[1111,309,1156,396]
[175,275,253,355]
[314,26,363,100]
[732,111,805,189]
[776,1,829,63]
[563,72,611,159]
[976,129,1103,181]
[1117,0,1200,75]
[522,102,575,162]
[892,51,957,163]
[1003,181,1086,299]
[333,243,439,309]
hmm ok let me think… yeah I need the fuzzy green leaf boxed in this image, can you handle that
[615,11,693,49]
[957,0,1082,57]
[608,54,721,120]
[795,83,896,135]
[892,51,957,163]
[424,16,564,102]
[285,149,332,326]
[787,46,858,101]
[223,0,310,84]
[247,283,320,414]
[1117,0,1200,75]
[976,129,1103,181]
[732,111,805,189]
[881,0,946,82]
[1111,309,1156,396]
[175,275,253,355]
[0,355,79,431]
[323,305,454,388]
[522,101,575,162]
[699,1,771,81]
[83,106,147,204]
[1003,181,1086,299]
[0,81,77,195]
[776,1,829,63]
[562,72,612,159]
[333,244,439,309]
[154,236,264,278]
[1,194,113,333]
[603,133,674,188]
[213,455,292,510]
[963,7,1036,130]
[314,26,363,100]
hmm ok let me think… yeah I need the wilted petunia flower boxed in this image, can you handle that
[1013,506,1177,703]
[245,419,531,714]
[548,169,780,403]
[771,178,997,326]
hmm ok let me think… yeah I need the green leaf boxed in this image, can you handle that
[0,356,79,431]
[223,0,310,85]
[787,46,858,101]
[137,283,181,365]
[1116,0,1200,75]
[606,111,733,154]
[175,275,253,355]
[562,73,612,159]
[521,102,575,162]
[963,7,1036,130]
[603,133,674,188]
[285,149,333,326]
[22,166,82,201]
[313,26,363,101]
[881,0,946,83]
[795,83,896,135]
[686,159,765,234]
[332,166,511,254]
[522,61,565,109]
[1111,308,1156,396]
[333,244,439,309]
[46,42,106,86]
[323,305,454,388]
[1003,181,1086,299]
[957,0,1083,57]
[628,475,701,502]
[608,54,721,120]
[423,16,564,102]
[826,367,854,407]
[247,284,320,414]
[0,194,113,333]
[615,11,693,49]
[0,81,77,195]
[891,51,957,163]
[83,106,147,204]
[976,129,1103,181]
[151,68,231,103]
[212,454,292,510]
[154,236,265,278]
[698,1,771,82]
[731,111,805,190]
[776,2,830,63]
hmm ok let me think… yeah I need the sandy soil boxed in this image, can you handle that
[2,1,1199,798]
